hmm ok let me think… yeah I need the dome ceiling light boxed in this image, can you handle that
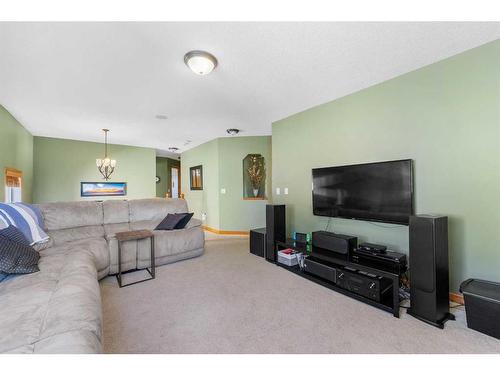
[184,50,218,76]
[168,147,180,153]
[226,128,240,135]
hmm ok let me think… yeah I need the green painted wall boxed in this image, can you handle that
[218,136,272,231]
[272,40,500,292]
[0,105,33,203]
[156,157,168,198]
[33,137,156,203]
[181,136,271,231]
[181,139,220,228]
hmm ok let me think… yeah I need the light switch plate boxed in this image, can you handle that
[221,188,226,194]
[276,187,281,195]
[284,188,289,195]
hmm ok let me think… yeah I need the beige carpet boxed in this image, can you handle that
[100,237,500,353]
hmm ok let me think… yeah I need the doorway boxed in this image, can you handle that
[171,166,180,198]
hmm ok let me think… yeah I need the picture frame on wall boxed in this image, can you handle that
[81,182,127,197]
[190,165,203,190]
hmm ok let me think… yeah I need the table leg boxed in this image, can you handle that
[393,276,400,318]
[117,240,122,288]
[151,235,155,279]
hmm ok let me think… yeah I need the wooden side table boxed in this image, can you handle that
[115,229,155,287]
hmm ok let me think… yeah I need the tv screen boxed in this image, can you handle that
[312,159,414,225]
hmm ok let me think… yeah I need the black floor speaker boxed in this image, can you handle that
[249,228,266,258]
[265,204,285,262]
[408,215,455,328]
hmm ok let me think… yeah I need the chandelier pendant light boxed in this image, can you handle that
[96,129,117,181]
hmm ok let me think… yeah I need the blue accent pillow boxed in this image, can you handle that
[0,226,40,277]
[0,225,30,245]
[155,213,184,230]
[174,213,194,229]
[0,225,28,283]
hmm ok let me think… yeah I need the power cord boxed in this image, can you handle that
[325,217,332,232]
[399,271,465,310]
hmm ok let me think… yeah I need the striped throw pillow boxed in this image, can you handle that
[0,203,49,245]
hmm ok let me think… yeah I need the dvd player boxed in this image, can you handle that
[350,247,407,275]
[358,242,387,254]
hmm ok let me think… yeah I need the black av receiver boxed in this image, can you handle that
[336,266,392,303]
[303,257,392,303]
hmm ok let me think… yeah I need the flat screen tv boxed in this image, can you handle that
[312,159,414,225]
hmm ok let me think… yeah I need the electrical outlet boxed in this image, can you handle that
[221,188,226,194]
[201,213,207,221]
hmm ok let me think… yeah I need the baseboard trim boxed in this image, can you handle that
[450,292,464,305]
[203,226,249,236]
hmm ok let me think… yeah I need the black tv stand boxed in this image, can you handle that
[274,239,402,318]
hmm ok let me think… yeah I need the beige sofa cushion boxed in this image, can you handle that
[103,200,130,224]
[129,198,188,222]
[104,222,136,274]
[48,225,105,246]
[34,329,102,354]
[135,226,204,268]
[44,238,110,279]
[37,201,104,231]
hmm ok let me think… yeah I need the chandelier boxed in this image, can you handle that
[96,129,116,180]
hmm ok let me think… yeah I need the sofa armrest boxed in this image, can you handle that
[185,218,202,229]
[33,237,54,252]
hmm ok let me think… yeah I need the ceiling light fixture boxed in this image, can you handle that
[168,147,180,153]
[96,129,117,181]
[226,128,240,135]
[155,114,168,120]
[184,50,218,75]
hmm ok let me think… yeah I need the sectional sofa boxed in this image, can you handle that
[0,198,204,354]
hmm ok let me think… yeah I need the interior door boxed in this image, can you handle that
[171,167,179,198]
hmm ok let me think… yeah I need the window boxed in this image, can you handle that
[4,168,22,203]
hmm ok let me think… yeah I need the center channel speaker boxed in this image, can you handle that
[265,205,285,262]
[312,231,357,255]
[408,215,454,328]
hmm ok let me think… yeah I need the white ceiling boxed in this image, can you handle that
[1,22,499,154]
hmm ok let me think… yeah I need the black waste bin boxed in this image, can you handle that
[460,278,500,340]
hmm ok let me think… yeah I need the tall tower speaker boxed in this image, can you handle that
[265,205,286,262]
[408,215,454,328]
